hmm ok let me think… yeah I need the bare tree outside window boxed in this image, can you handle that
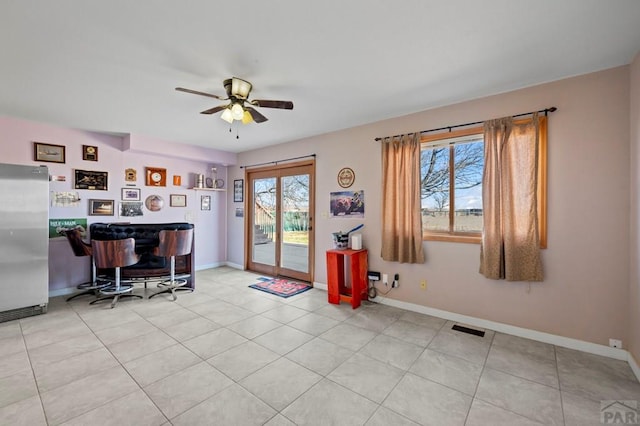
[420,136,484,235]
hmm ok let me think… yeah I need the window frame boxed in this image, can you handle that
[420,116,547,248]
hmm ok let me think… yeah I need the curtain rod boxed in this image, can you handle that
[374,107,557,141]
[240,154,316,169]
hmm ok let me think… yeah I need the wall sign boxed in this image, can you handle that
[337,167,355,188]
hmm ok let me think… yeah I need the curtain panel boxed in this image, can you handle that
[381,133,425,264]
[479,114,543,281]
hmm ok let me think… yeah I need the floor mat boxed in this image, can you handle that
[249,277,312,298]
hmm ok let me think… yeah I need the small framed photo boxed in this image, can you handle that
[170,194,187,207]
[82,145,98,161]
[34,142,65,164]
[125,168,137,182]
[201,195,211,211]
[89,199,114,216]
[121,188,140,201]
[234,179,244,203]
[75,169,108,190]
[120,201,143,217]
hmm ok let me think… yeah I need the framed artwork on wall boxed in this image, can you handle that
[74,169,108,190]
[121,188,140,201]
[34,142,65,164]
[82,145,98,161]
[145,167,167,186]
[201,195,211,211]
[233,179,244,203]
[170,194,187,207]
[88,199,114,216]
[120,201,143,217]
[125,168,137,182]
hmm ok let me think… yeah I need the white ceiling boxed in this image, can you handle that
[1,1,640,153]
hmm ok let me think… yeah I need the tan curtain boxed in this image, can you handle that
[381,133,425,263]
[480,114,543,281]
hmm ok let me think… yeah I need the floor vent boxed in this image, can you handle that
[451,323,485,337]
[0,304,47,324]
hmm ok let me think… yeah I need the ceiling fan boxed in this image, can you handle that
[176,77,293,124]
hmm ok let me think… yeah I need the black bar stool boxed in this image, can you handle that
[62,228,109,301]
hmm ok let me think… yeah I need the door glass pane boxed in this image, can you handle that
[280,173,309,273]
[252,177,276,266]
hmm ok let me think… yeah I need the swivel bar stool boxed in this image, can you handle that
[90,238,143,308]
[62,228,109,301]
[149,228,194,301]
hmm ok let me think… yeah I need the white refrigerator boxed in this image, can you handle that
[0,163,49,322]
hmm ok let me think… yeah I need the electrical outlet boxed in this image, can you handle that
[609,338,622,349]
[420,279,427,290]
[382,273,388,286]
[392,273,399,288]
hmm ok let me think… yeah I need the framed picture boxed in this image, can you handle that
[120,201,143,217]
[82,145,98,161]
[125,168,137,182]
[88,199,114,216]
[121,188,140,201]
[201,195,211,211]
[234,179,244,203]
[330,190,365,218]
[74,169,108,190]
[145,167,167,186]
[34,142,65,164]
[170,194,187,207]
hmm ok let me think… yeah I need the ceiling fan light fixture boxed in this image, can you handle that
[232,78,252,98]
[231,102,245,120]
[242,110,253,124]
[220,108,234,124]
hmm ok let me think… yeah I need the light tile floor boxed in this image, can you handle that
[1,266,640,425]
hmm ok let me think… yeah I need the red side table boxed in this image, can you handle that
[326,248,368,309]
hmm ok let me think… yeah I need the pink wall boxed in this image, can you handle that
[0,116,235,292]
[630,52,640,362]
[229,66,632,347]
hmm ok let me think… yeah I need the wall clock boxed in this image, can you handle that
[337,167,355,188]
[145,167,167,186]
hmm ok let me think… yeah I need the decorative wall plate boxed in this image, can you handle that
[145,195,164,212]
[337,167,355,188]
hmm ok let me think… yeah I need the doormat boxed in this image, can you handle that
[249,278,312,298]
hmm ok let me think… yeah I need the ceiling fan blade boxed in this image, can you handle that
[245,106,268,123]
[200,105,227,115]
[176,87,225,100]
[252,99,294,110]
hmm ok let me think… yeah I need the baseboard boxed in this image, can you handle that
[313,283,630,364]
[49,287,76,298]
[225,261,244,270]
[629,352,640,382]
[195,261,226,271]
[373,295,628,361]
[313,282,327,291]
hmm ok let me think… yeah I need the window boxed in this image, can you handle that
[419,117,547,246]
[421,127,484,243]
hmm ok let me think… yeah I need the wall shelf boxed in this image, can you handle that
[190,187,226,191]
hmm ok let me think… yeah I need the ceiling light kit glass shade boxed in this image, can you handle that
[231,103,244,120]
[220,102,254,124]
[220,108,234,124]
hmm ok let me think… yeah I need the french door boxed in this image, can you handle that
[245,160,315,282]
